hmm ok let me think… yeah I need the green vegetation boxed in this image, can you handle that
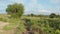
[0,3,60,34]
[0,15,60,34]
[49,13,57,18]
[6,3,24,18]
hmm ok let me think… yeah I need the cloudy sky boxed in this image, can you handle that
[0,0,60,15]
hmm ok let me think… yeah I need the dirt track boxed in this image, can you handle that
[0,21,9,34]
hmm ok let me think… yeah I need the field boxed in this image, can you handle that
[0,15,60,34]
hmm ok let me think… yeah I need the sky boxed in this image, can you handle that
[0,0,60,15]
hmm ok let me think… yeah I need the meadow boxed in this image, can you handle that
[0,14,60,34]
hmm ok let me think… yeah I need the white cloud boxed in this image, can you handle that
[24,0,38,14]
[25,0,37,12]
[37,10,54,15]
[28,0,37,9]
[25,0,43,12]
[31,0,37,4]
[50,0,60,4]
[12,0,24,4]
[11,0,24,4]
[38,10,51,12]
[24,0,49,15]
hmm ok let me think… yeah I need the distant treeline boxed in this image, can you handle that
[23,13,60,18]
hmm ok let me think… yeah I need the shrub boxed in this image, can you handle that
[49,13,57,18]
[6,3,24,18]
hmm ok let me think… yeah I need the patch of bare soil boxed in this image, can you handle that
[0,21,21,34]
[0,21,9,34]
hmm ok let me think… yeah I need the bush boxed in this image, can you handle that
[6,3,24,18]
[49,13,57,18]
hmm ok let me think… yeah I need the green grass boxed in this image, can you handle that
[0,15,60,34]
[3,18,20,30]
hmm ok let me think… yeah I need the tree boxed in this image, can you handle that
[6,3,24,18]
[49,13,57,18]
[31,13,34,16]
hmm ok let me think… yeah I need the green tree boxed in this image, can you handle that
[49,13,57,18]
[6,3,24,18]
[31,13,34,16]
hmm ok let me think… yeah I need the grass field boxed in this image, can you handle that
[0,15,60,34]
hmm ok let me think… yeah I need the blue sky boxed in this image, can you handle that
[0,0,60,15]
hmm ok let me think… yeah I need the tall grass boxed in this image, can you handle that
[0,15,60,34]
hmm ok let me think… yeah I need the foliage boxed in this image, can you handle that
[0,15,60,34]
[22,17,60,34]
[49,13,57,18]
[31,13,35,16]
[6,3,24,18]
